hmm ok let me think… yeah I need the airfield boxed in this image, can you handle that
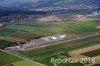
[0,15,100,66]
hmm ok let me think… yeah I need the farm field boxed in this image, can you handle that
[4,21,100,33]
[0,16,100,66]
[0,50,42,66]
[70,44,100,55]
[13,60,42,66]
[0,29,16,36]
[69,44,100,66]
[14,34,100,66]
[92,64,100,66]
[81,49,100,57]
[0,20,99,42]
[0,50,23,66]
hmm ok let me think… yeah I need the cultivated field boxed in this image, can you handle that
[0,50,23,66]
[0,50,43,66]
[70,44,100,55]
[13,60,43,66]
[69,44,100,66]
[0,16,100,66]
[81,49,100,57]
[0,29,16,36]
[14,34,100,66]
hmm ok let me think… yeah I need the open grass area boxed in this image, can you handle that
[0,50,23,66]
[81,49,100,57]
[13,60,41,66]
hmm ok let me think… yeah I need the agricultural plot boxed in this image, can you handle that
[70,44,100,55]
[0,50,23,66]
[13,60,42,66]
[58,62,84,66]
[14,35,100,66]
[69,44,100,66]
[0,17,100,66]
[4,20,100,34]
[81,49,100,57]
[0,50,43,66]
[0,29,16,36]
[1,20,99,42]
[92,64,100,66]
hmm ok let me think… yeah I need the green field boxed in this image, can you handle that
[0,50,42,66]
[58,63,84,66]
[13,60,42,66]
[92,64,100,66]
[0,20,99,42]
[0,40,10,48]
[17,35,100,59]
[0,50,23,66]
[0,29,16,36]
[0,19,100,66]
[15,35,100,66]
[4,21,100,34]
[81,49,100,57]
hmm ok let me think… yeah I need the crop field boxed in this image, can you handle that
[70,44,100,55]
[0,29,16,36]
[0,20,99,42]
[0,50,42,66]
[69,44,100,66]
[92,64,100,66]
[4,20,100,34]
[0,50,23,66]
[16,35,100,58]
[13,60,42,66]
[0,17,100,66]
[14,34,100,66]
[81,49,100,57]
